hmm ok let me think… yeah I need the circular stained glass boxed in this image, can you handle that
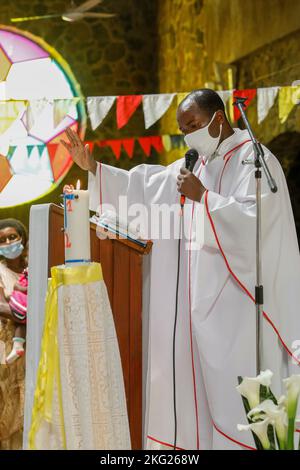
[0,25,86,208]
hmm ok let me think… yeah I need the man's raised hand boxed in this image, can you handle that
[60,128,97,175]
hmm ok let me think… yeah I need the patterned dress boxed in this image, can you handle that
[0,261,25,450]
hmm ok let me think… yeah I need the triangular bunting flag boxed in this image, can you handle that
[6,145,17,161]
[27,145,34,158]
[37,145,45,158]
[170,135,185,150]
[162,135,172,152]
[278,86,300,123]
[87,96,116,130]
[25,99,49,131]
[217,90,233,106]
[138,137,152,157]
[143,93,175,129]
[257,87,279,124]
[53,99,79,128]
[0,100,26,135]
[106,140,122,159]
[234,89,256,121]
[95,140,105,148]
[116,95,142,129]
[122,139,135,158]
[233,89,257,121]
[150,136,164,153]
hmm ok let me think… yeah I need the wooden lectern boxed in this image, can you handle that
[48,204,152,449]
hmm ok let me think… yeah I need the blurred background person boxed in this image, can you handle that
[0,218,28,450]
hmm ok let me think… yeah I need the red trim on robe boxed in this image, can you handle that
[218,139,252,194]
[147,427,256,451]
[147,435,184,451]
[212,423,256,450]
[204,190,300,366]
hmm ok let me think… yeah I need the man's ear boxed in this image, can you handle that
[216,110,226,124]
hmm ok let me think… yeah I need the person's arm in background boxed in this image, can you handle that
[0,286,12,320]
[0,286,25,324]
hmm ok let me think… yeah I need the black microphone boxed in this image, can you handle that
[180,149,199,208]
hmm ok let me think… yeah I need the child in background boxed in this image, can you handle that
[5,267,28,363]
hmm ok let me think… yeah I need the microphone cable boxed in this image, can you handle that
[172,149,198,450]
[172,211,183,450]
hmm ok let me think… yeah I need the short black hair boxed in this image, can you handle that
[0,218,28,246]
[179,88,225,118]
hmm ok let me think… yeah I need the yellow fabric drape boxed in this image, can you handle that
[28,263,103,450]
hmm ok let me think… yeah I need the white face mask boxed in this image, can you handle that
[184,112,222,158]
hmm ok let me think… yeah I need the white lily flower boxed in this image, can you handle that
[236,370,273,409]
[283,375,300,417]
[238,418,273,450]
[278,395,287,409]
[257,370,274,387]
[247,399,287,448]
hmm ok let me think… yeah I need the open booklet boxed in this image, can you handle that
[90,210,148,248]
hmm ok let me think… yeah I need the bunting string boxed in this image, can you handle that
[6,134,188,161]
[0,85,299,136]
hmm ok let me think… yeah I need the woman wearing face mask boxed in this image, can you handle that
[0,218,28,450]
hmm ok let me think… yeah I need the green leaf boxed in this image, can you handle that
[260,384,278,405]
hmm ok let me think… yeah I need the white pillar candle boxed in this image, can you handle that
[63,180,91,264]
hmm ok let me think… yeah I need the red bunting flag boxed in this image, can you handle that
[233,89,257,121]
[122,139,135,158]
[95,140,106,148]
[150,136,164,153]
[116,95,143,129]
[138,137,152,157]
[105,139,122,159]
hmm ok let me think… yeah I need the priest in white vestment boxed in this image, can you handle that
[61,89,300,450]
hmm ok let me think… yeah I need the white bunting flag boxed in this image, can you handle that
[25,99,49,131]
[143,93,176,129]
[216,90,233,106]
[87,96,116,130]
[53,98,79,128]
[257,87,279,124]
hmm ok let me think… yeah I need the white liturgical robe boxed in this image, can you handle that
[88,128,300,450]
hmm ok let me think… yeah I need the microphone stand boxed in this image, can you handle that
[233,97,278,376]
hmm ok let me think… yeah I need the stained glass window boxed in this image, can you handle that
[0,26,86,208]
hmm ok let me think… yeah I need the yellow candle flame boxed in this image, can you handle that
[76,180,81,190]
